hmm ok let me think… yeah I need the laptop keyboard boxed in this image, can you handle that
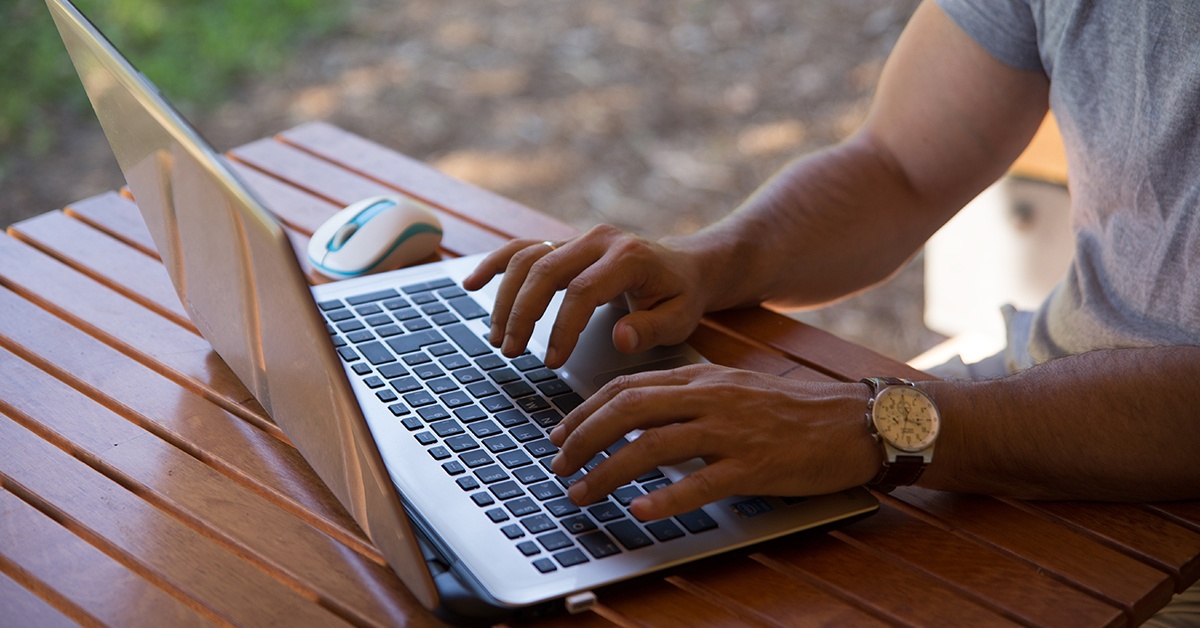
[318,277,718,574]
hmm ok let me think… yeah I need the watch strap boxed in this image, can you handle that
[862,377,928,492]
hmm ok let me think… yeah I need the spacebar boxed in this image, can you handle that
[444,324,492,357]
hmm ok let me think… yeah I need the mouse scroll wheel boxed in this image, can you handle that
[330,223,359,250]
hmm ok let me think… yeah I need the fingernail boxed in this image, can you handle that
[618,323,639,352]
[501,334,515,356]
[548,425,564,445]
[567,479,588,503]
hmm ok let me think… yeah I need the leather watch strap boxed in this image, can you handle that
[869,454,926,488]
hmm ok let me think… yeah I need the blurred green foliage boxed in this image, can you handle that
[0,0,344,153]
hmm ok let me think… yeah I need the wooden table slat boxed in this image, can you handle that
[687,323,836,382]
[0,414,354,626]
[1019,500,1200,590]
[0,487,213,627]
[836,503,1125,626]
[891,487,1174,624]
[0,349,419,624]
[0,568,81,628]
[279,121,578,242]
[0,291,375,558]
[60,191,158,257]
[667,555,891,627]
[753,533,1019,626]
[0,234,272,430]
[229,137,509,257]
[10,209,195,332]
[588,577,770,628]
[1148,501,1200,533]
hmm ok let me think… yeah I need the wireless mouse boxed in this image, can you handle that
[307,196,443,279]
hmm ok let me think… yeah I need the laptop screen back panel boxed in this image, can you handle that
[45,0,441,611]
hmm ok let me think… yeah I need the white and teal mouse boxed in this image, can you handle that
[307,196,443,279]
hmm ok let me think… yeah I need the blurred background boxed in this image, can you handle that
[1,0,942,362]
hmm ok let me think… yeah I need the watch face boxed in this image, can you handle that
[872,386,940,452]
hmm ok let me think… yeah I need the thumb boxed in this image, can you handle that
[613,300,699,353]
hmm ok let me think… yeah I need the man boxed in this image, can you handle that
[464,0,1200,615]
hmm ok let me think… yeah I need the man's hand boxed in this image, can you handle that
[546,364,880,521]
[462,225,714,368]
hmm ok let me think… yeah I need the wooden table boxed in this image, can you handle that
[2,122,1197,627]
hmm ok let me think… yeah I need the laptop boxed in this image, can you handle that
[46,0,879,622]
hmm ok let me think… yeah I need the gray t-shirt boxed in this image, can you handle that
[937,0,1200,366]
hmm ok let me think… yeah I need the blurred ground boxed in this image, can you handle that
[2,0,943,362]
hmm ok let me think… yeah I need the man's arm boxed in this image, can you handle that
[922,346,1200,501]
[466,0,1050,366]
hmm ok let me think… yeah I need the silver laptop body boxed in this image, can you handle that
[47,0,878,620]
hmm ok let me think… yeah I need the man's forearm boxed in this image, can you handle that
[920,345,1200,501]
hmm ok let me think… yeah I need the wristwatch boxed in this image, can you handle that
[862,377,940,491]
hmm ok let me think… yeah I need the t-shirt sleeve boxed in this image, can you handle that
[937,0,1044,72]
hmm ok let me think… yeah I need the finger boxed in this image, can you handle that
[629,462,740,521]
[462,239,539,291]
[612,297,701,353]
[543,254,648,367]
[489,241,563,348]
[565,423,708,506]
[547,367,700,448]
[500,237,613,357]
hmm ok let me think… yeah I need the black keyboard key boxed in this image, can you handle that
[529,481,565,501]
[376,389,398,403]
[415,431,436,446]
[489,481,524,500]
[457,476,481,491]
[440,390,473,408]
[587,502,624,523]
[517,541,540,556]
[642,477,672,492]
[427,377,458,394]
[481,396,514,413]
[525,368,556,383]
[486,508,509,523]
[605,437,631,456]
[503,381,536,398]
[513,465,548,484]
[521,514,556,533]
[447,295,489,320]
[538,532,574,552]
[376,324,402,338]
[414,364,445,380]
[428,446,451,460]
[583,453,607,472]
[512,355,543,372]
[675,508,719,533]
[336,320,366,333]
[468,382,501,399]
[363,376,385,389]
[577,531,621,558]
[507,498,541,517]
[501,524,524,540]
[483,434,518,453]
[419,406,452,422]
[403,390,435,407]
[445,435,479,452]
[351,362,372,375]
[470,491,494,506]
[347,289,399,305]
[552,393,585,413]
[561,514,597,535]
[611,485,643,506]
[439,354,471,370]
[509,424,542,443]
[637,468,666,483]
[386,330,445,355]
[438,286,468,299]
[545,498,581,517]
[468,420,502,438]
[392,308,421,321]
[317,299,344,311]
[428,343,457,357]
[455,405,487,423]
[347,330,375,344]
[401,417,422,431]
[421,302,449,316]
[382,297,410,310]
[553,549,588,568]
[325,309,354,322]
[531,410,563,428]
[430,419,464,437]
[537,379,573,397]
[388,403,411,417]
[453,368,486,384]
[495,410,529,428]
[336,346,360,362]
[390,376,422,394]
[524,438,559,458]
[645,519,686,542]
[365,314,392,327]
[532,558,556,573]
[459,450,493,468]
[498,450,533,469]
[432,313,459,326]
[555,470,587,489]
[378,363,409,379]
[475,355,506,370]
[355,303,383,316]
[442,461,465,475]
[488,368,520,384]
[445,324,493,357]
[607,520,653,550]
[402,352,432,366]
[410,294,438,305]
[474,464,508,484]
